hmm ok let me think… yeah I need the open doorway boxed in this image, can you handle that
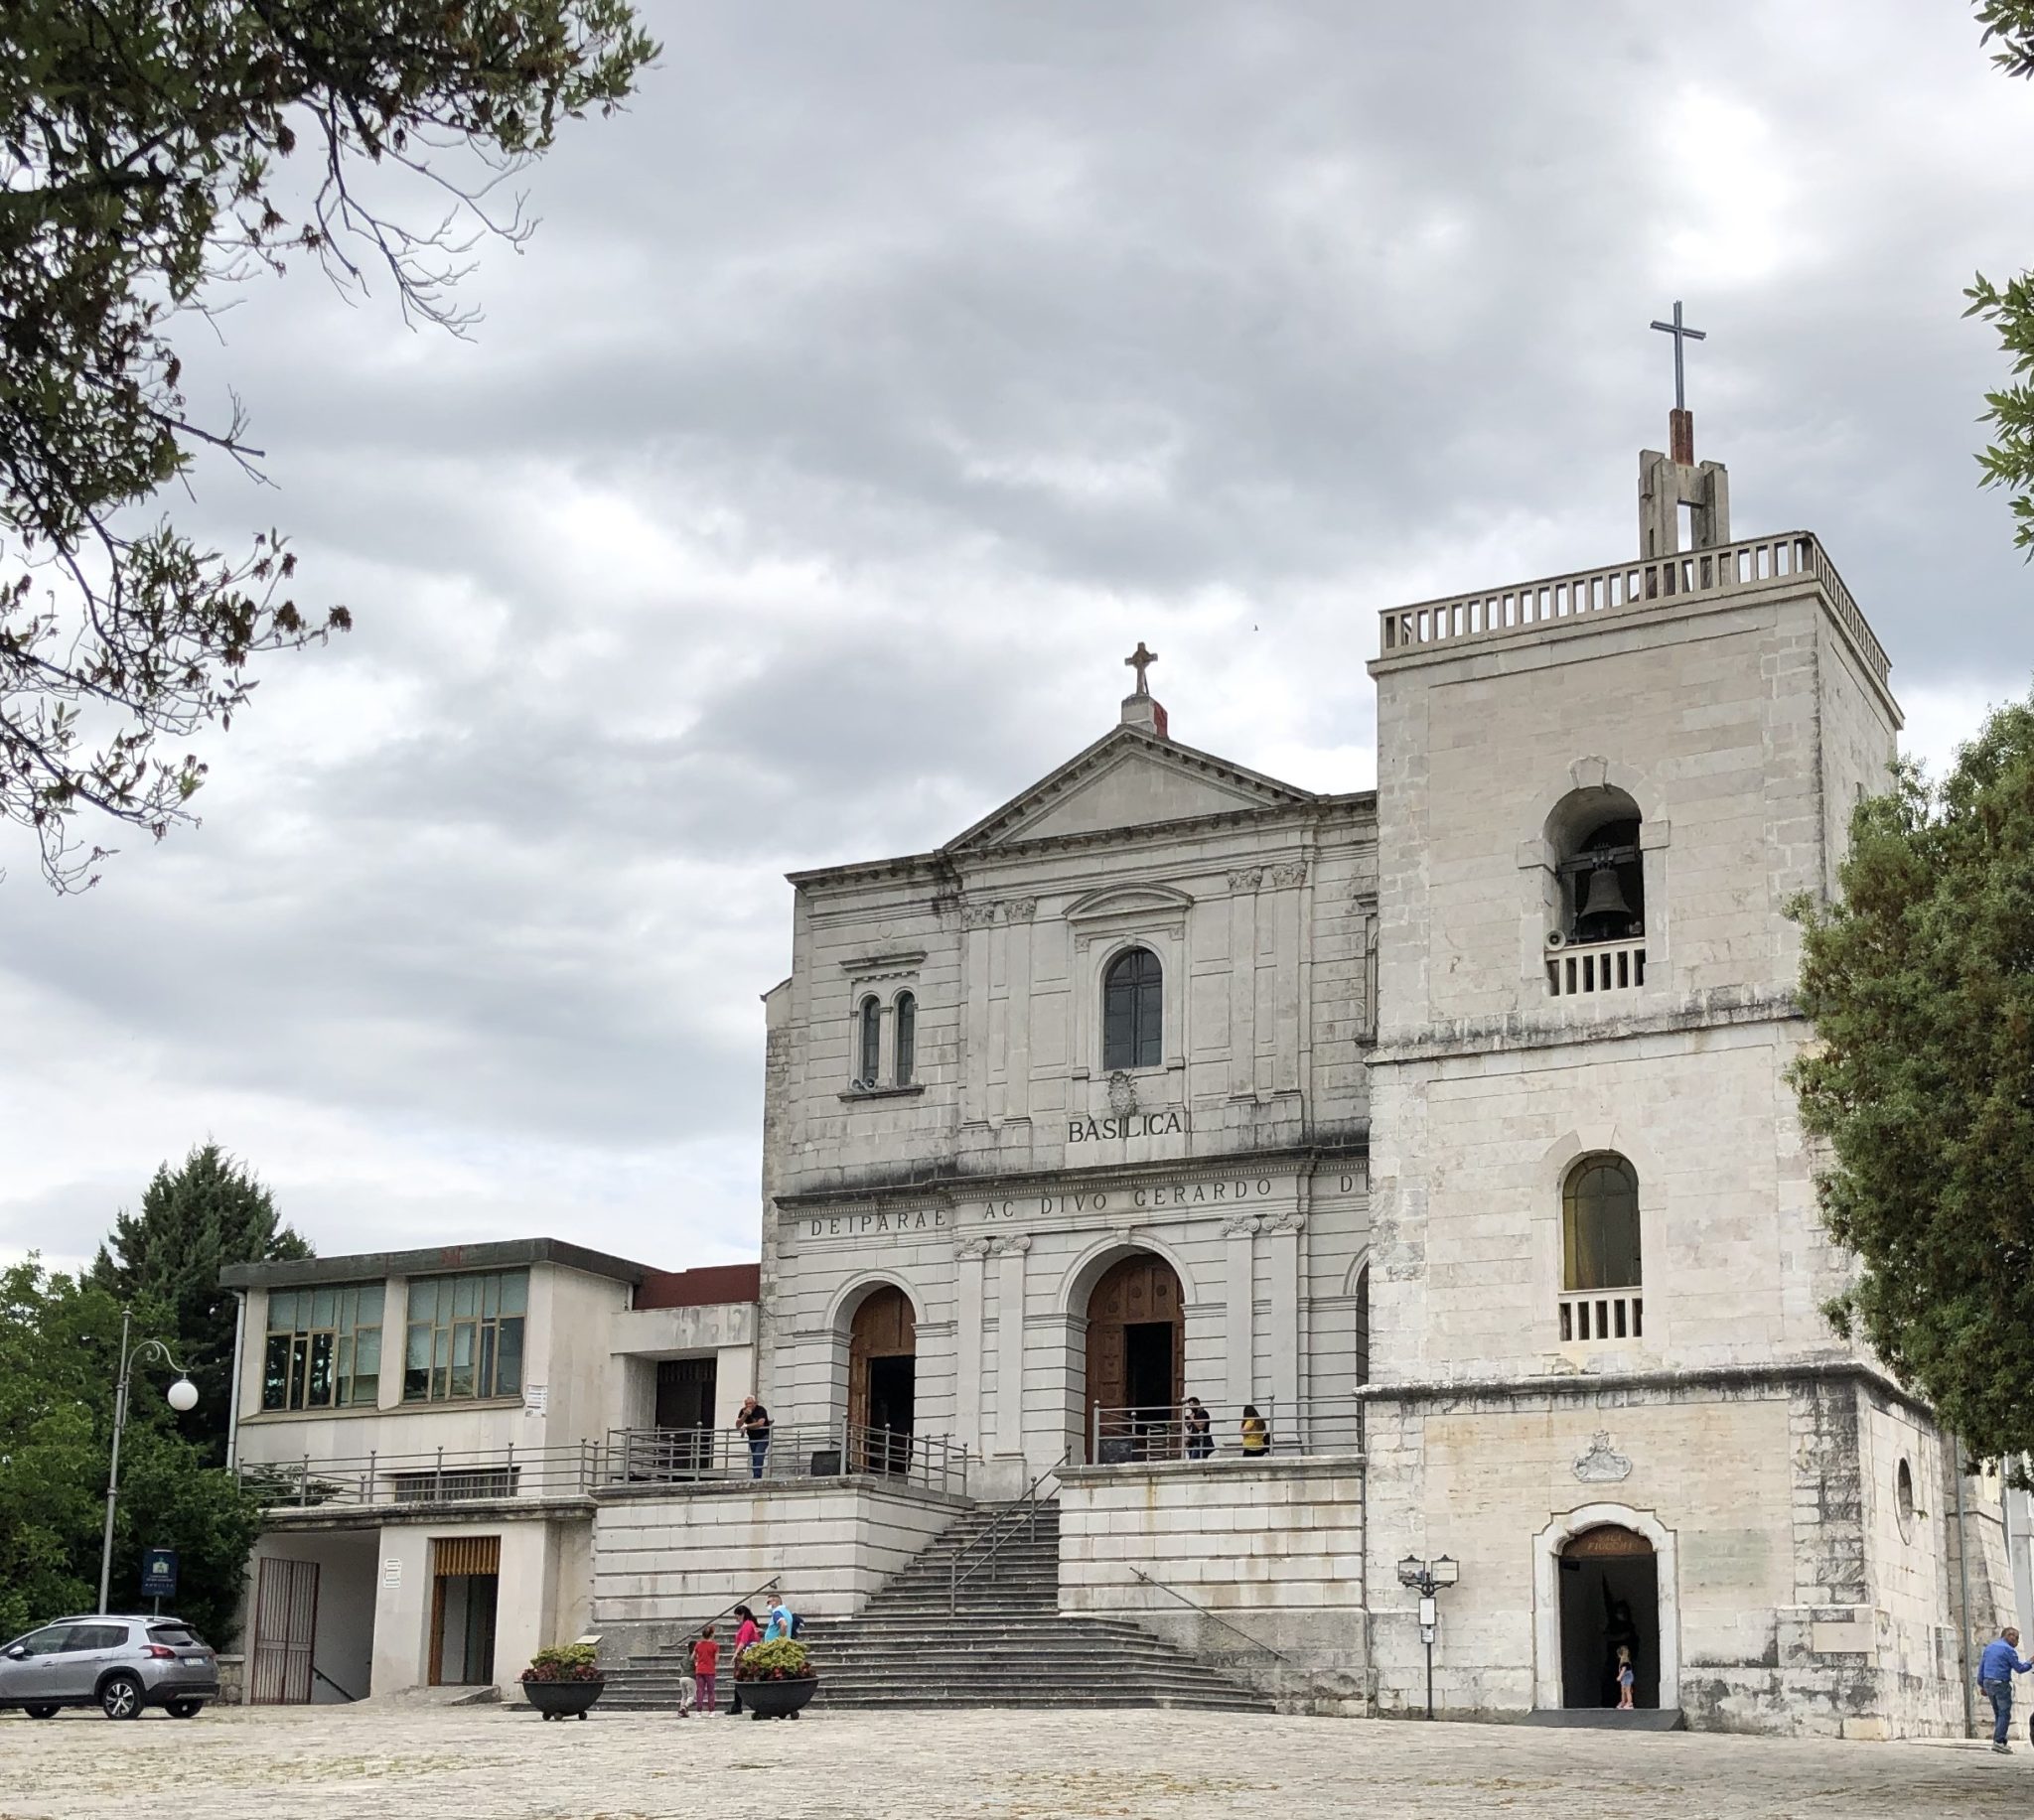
[848,1285,917,1473]
[1558,1524,1660,1708]
[655,1356,717,1472]
[1083,1252,1184,1461]
[429,1536,500,1687]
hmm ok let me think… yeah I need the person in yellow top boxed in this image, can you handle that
[1239,1405,1269,1456]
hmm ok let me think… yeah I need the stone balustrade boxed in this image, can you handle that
[1545,936,1646,998]
[1376,531,1888,686]
[1558,1288,1644,1344]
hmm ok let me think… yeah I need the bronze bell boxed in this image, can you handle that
[1579,863,1632,923]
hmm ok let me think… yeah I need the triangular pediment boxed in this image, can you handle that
[944,727,1316,852]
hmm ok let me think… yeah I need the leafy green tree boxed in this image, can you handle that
[0,1259,264,1644]
[1967,3,2034,551]
[1,0,657,888]
[91,1144,311,1465]
[1790,696,2034,1462]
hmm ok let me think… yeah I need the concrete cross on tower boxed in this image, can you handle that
[1650,300,1706,466]
[1124,641,1158,697]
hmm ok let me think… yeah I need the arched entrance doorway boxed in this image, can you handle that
[1558,1523,1660,1709]
[1084,1251,1184,1461]
[848,1285,916,1472]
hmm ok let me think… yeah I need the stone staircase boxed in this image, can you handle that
[601,1498,1272,1714]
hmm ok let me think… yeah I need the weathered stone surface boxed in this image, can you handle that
[8,1704,2032,1819]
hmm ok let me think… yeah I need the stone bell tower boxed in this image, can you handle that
[1356,314,1947,1735]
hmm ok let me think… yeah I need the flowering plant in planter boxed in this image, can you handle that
[733,1638,814,1682]
[520,1643,602,1684]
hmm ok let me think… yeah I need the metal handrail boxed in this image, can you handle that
[948,1452,1069,1615]
[1087,1397,1365,1462]
[236,1440,599,1509]
[654,1577,783,1666]
[605,1422,968,1497]
[1127,1567,1295,1666]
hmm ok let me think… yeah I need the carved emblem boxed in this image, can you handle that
[1106,1070,1139,1118]
[1573,1431,1633,1483]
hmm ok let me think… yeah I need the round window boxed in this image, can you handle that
[1896,1458,1916,1541]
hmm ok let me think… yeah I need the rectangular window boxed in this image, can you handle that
[260,1284,386,1411]
[400,1271,528,1403]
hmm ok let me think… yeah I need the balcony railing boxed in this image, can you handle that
[1546,937,1646,998]
[604,1422,967,1498]
[239,1442,600,1509]
[1558,1289,1644,1344]
[1377,530,1888,686]
[1087,1397,1364,1464]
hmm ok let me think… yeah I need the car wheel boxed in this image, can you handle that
[23,1704,59,1721]
[165,1700,206,1720]
[99,1674,144,1721]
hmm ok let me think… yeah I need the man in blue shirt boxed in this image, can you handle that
[764,1595,796,1642]
[1978,1626,2034,1751]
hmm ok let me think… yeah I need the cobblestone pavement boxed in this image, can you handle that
[4,1703,2031,1820]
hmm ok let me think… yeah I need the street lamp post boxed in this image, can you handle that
[1395,1553,1459,1721]
[97,1308,200,1614]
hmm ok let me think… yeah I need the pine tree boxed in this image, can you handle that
[90,1146,312,1464]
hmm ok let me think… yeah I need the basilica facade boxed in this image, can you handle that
[748,438,2012,1733]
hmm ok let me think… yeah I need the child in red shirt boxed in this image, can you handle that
[690,1624,720,1716]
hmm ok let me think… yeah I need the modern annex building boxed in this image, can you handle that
[225,429,2026,1732]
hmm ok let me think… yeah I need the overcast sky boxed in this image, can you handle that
[4,2,2029,1277]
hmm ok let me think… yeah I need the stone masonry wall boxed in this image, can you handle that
[588,1478,966,1661]
[1059,1456,1367,1713]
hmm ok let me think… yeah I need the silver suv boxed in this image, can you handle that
[0,1616,219,1720]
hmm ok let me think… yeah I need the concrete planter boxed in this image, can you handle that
[522,1678,606,1721]
[738,1675,817,1721]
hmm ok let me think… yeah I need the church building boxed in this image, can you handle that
[222,406,2020,1733]
[744,413,1997,1734]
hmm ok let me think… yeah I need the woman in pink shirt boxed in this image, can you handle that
[726,1605,763,1716]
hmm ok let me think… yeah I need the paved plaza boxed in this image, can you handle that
[4,1703,2033,1819]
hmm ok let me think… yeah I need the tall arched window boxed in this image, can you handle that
[1562,1153,1642,1291]
[1102,947,1163,1070]
[893,992,916,1086]
[857,995,881,1086]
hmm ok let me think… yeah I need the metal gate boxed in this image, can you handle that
[250,1557,320,1704]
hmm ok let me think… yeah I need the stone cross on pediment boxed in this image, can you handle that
[1124,641,1158,697]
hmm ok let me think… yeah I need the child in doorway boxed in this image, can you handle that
[1615,1645,1636,1711]
[691,1624,720,1717]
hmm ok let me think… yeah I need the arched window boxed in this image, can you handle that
[1562,1154,1642,1291]
[857,996,881,1086]
[1102,947,1163,1070]
[893,992,916,1086]
[1547,788,1645,945]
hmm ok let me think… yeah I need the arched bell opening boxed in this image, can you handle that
[1545,786,1646,946]
[846,1283,916,1473]
[1082,1250,1184,1463]
[1558,1523,1660,1709]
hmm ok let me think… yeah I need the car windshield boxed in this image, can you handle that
[149,1626,202,1647]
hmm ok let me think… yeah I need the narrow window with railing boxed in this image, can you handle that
[1545,788,1646,998]
[262,1284,384,1410]
[1558,1153,1643,1344]
[401,1270,527,1402]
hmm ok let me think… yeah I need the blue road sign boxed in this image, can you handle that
[140,1546,178,1599]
